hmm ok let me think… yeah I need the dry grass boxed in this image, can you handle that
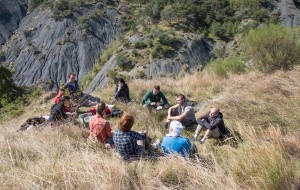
[1,66,300,189]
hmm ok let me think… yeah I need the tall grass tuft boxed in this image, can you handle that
[207,56,246,78]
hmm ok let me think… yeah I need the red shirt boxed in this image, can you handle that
[54,91,72,112]
[89,115,112,144]
[54,91,63,104]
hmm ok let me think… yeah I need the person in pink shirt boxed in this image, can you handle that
[88,102,113,146]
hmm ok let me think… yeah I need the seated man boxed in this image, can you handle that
[142,85,169,110]
[166,94,196,128]
[193,108,227,143]
[161,121,194,157]
[66,72,100,107]
[114,78,131,103]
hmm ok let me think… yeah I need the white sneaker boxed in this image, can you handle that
[156,106,162,110]
[200,138,206,144]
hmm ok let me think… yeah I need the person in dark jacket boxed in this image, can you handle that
[48,96,71,122]
[66,72,100,107]
[193,108,227,143]
[142,85,169,110]
[114,79,131,103]
[66,73,81,94]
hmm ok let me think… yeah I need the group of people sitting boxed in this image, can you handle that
[21,72,229,161]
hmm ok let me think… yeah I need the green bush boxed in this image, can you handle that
[207,57,246,77]
[29,0,45,11]
[0,51,5,61]
[0,66,34,121]
[116,53,133,71]
[242,24,300,73]
[134,41,147,49]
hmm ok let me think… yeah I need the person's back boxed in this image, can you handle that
[113,113,147,158]
[89,115,112,144]
[161,136,191,157]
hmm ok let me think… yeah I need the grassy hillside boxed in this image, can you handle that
[0,65,299,189]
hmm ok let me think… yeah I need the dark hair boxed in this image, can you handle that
[118,78,125,84]
[118,113,134,132]
[96,102,106,116]
[154,85,160,91]
[177,94,186,101]
[59,96,70,102]
[67,72,76,78]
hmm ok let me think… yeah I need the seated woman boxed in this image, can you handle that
[113,113,147,159]
[53,84,73,112]
[161,120,194,157]
[88,102,114,147]
[48,96,76,123]
[114,78,131,103]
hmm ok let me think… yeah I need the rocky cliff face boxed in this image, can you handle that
[1,0,299,93]
[276,0,300,27]
[1,2,122,90]
[0,0,28,45]
[85,38,214,93]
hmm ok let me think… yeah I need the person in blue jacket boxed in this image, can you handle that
[161,120,194,157]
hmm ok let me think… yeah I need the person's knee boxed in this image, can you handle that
[163,104,170,110]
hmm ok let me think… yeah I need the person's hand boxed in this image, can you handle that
[151,102,156,106]
[142,130,148,134]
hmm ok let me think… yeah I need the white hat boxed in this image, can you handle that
[169,121,183,137]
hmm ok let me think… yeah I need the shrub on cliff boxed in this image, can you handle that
[242,24,300,73]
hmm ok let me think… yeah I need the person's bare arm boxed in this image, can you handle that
[167,104,179,118]
[168,110,188,121]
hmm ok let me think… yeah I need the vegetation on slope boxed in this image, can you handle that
[0,66,42,123]
[0,64,299,189]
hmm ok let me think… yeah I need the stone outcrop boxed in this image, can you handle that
[86,38,214,92]
[1,3,122,90]
[86,55,117,93]
[0,0,28,45]
[276,0,300,27]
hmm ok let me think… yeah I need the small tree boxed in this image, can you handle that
[242,24,300,73]
[0,66,23,107]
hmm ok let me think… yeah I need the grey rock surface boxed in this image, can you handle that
[1,3,122,90]
[85,55,116,93]
[144,39,214,77]
[86,38,214,92]
[0,0,28,45]
[276,0,300,27]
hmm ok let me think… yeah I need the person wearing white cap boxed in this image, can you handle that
[161,120,193,157]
